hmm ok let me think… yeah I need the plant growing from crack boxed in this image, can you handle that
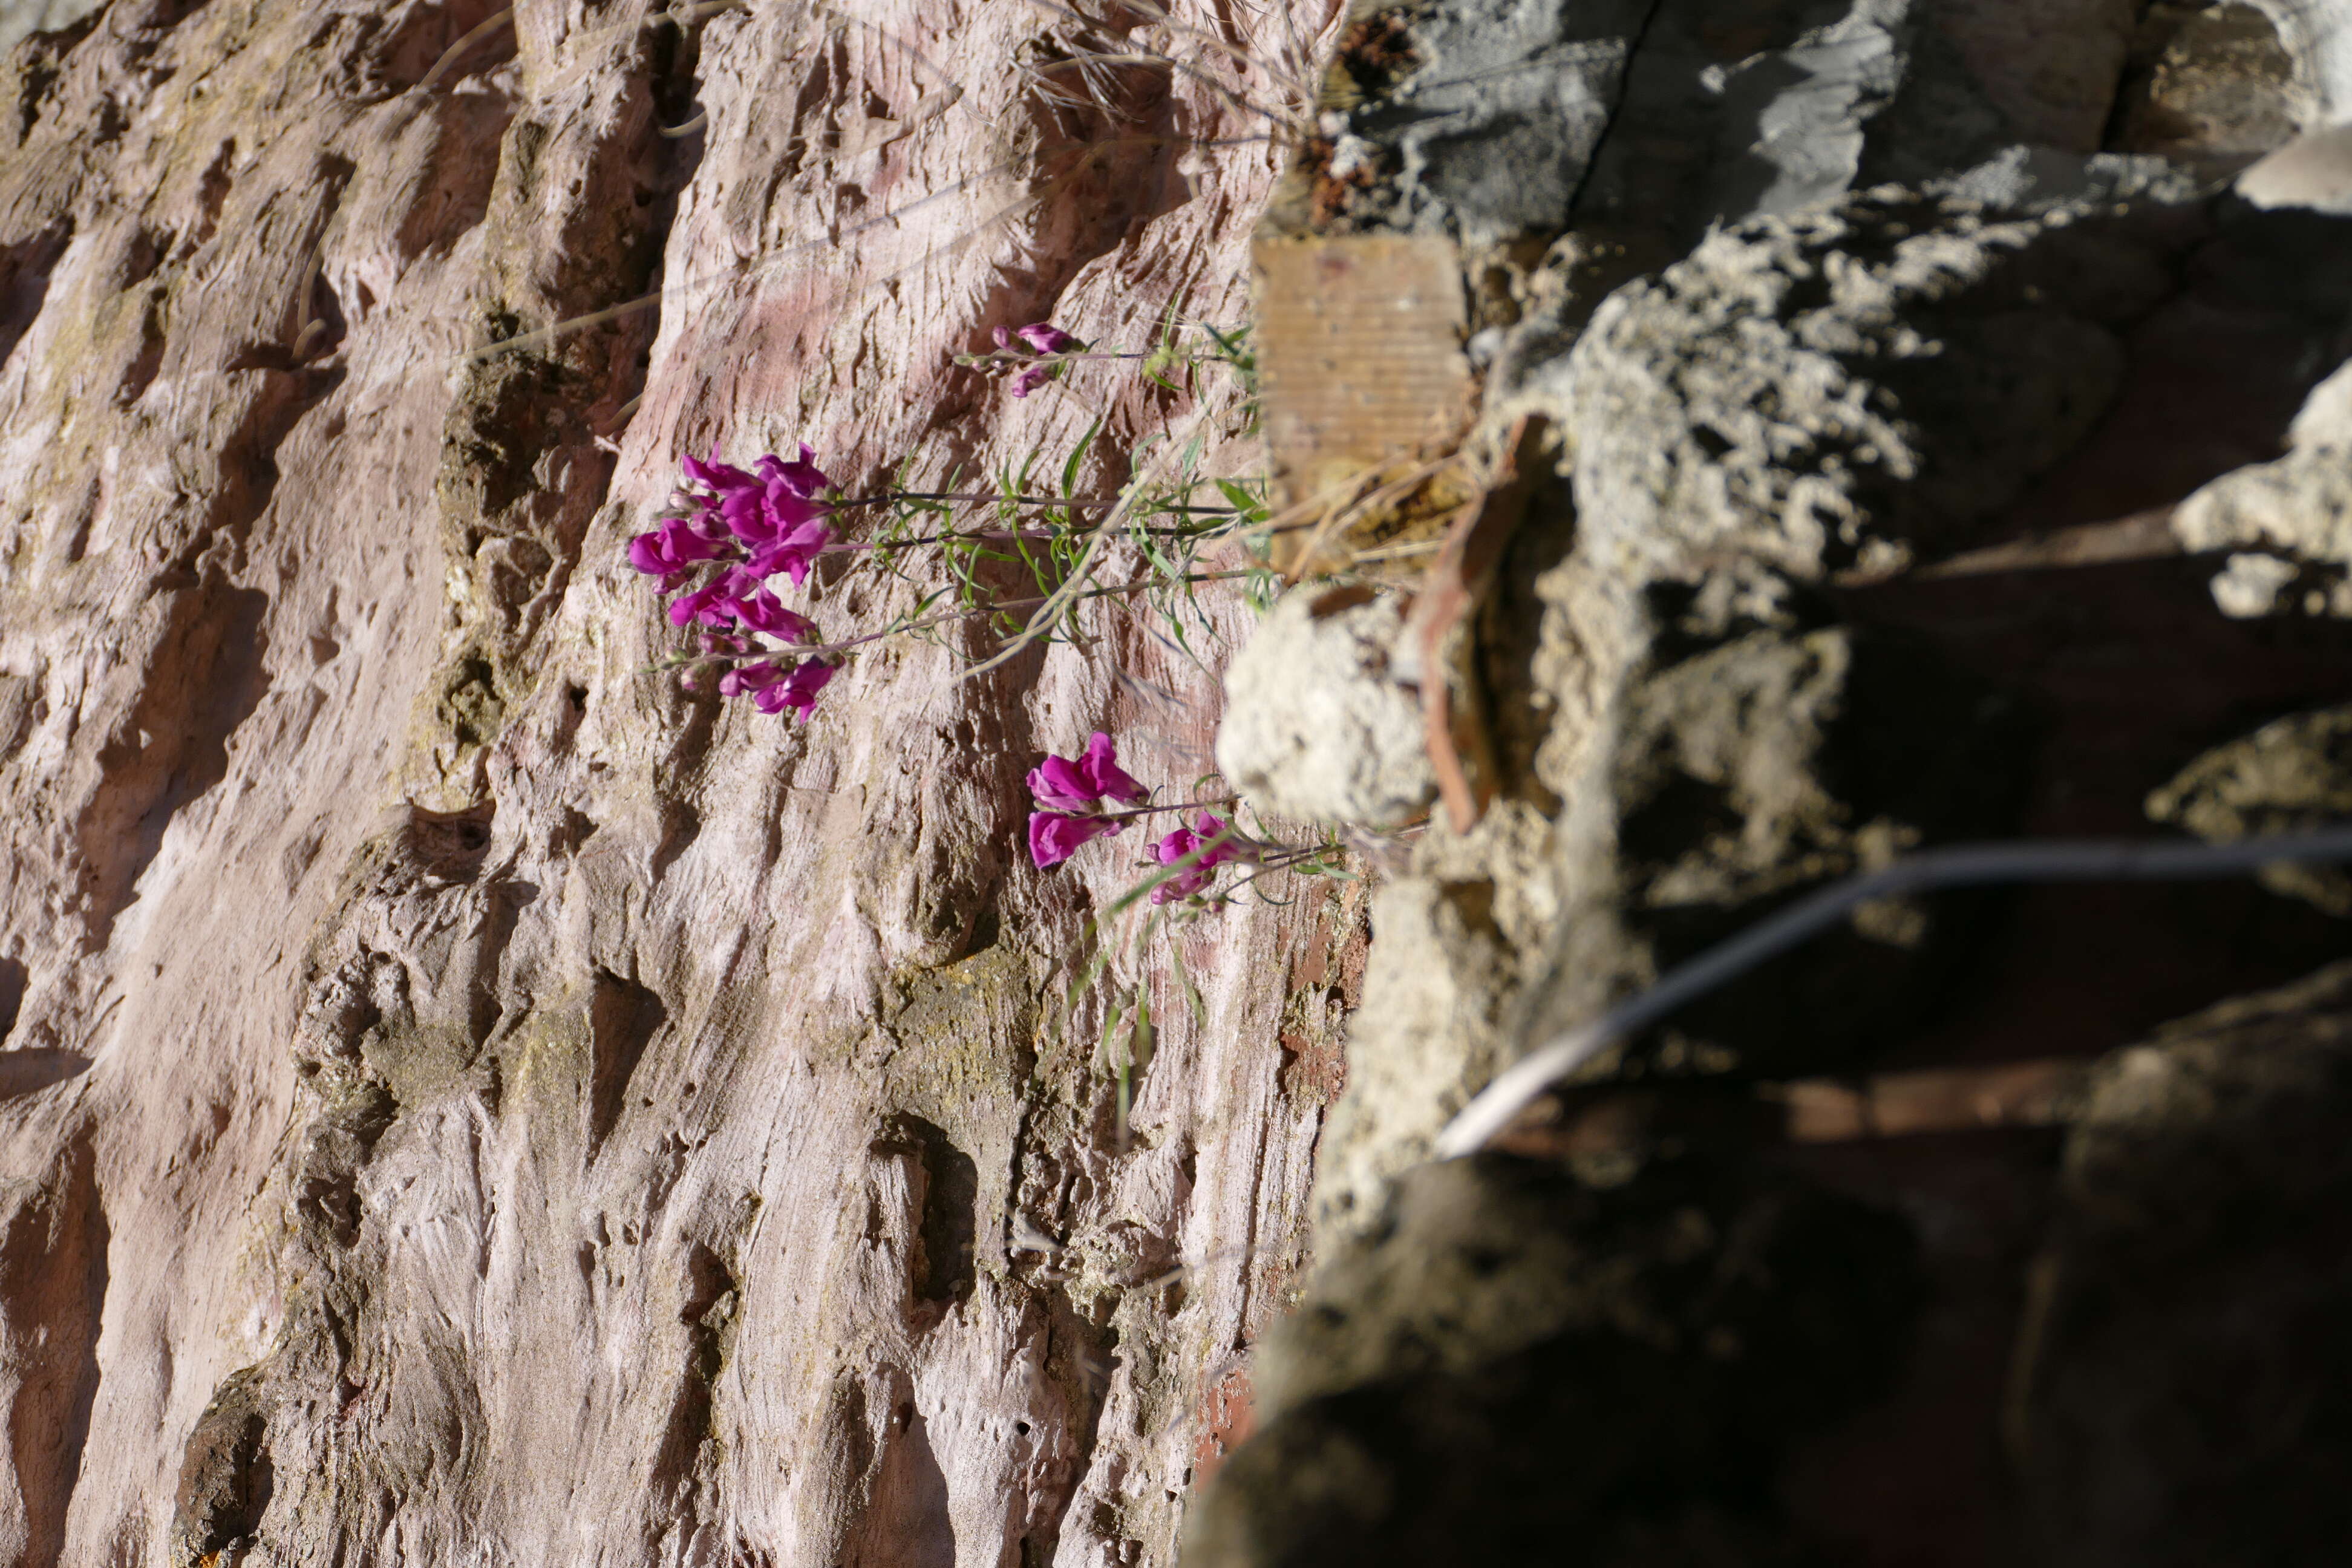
[622,309,1358,1142]
[626,313,1279,722]
[621,308,1373,1108]
[1016,729,1362,1138]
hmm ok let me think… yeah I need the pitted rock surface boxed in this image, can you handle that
[1186,1151,1920,1567]
[2148,704,2352,913]
[1552,191,2169,586]
[1208,7,2352,1555]
[2174,344,2352,615]
[2025,963,2352,1567]
[0,2,1352,1563]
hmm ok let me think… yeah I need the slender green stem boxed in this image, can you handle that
[828,491,1246,514]
[958,349,1154,364]
[1087,797,1235,824]
[1207,848,1348,905]
[823,569,1255,652]
[653,569,1256,671]
[820,517,1244,552]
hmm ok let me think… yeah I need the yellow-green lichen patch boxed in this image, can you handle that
[881,942,1040,1118]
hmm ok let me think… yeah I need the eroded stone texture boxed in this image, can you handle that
[2148,704,2352,913]
[1549,192,2164,585]
[1199,0,2352,1558]
[1924,0,2137,150]
[1299,0,2124,263]
[2238,117,2352,209]
[0,0,99,57]
[2249,0,2352,121]
[1540,0,2187,310]
[1315,190,2169,1238]
[1314,0,1650,246]
[2173,316,2352,614]
[2022,962,2352,1566]
[0,1,1352,1564]
[2110,0,2312,160]
[1184,1152,1919,1566]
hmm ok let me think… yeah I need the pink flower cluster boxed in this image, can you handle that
[1025,733,1243,906]
[1151,812,1239,904]
[995,322,1081,398]
[629,446,840,719]
[719,655,833,716]
[1027,731,1146,867]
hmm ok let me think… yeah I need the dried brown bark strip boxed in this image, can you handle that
[1407,413,1544,836]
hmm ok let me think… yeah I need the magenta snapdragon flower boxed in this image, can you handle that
[648,445,846,620]
[678,445,837,585]
[716,662,771,699]
[754,446,831,497]
[742,515,832,587]
[1026,731,1149,869]
[720,658,835,719]
[996,322,1080,356]
[716,483,820,543]
[627,513,734,586]
[755,659,835,717]
[668,569,825,648]
[1030,811,1122,868]
[1151,812,1241,904]
[682,445,830,509]
[1025,733,1143,818]
[679,450,762,495]
[994,322,1082,398]
[668,566,763,629]
[732,587,817,644]
[1028,731,1146,814]
[639,448,847,722]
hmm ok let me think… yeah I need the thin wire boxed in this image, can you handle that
[1433,825,2352,1158]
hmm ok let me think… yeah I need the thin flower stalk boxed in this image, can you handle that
[642,570,1258,679]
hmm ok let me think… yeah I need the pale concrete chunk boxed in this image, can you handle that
[1215,587,1436,829]
[2175,356,2352,615]
[2238,119,2352,212]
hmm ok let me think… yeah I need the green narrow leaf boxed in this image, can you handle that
[1130,990,1154,1074]
[1061,418,1102,499]
[1170,942,1207,1026]
[1096,991,1128,1073]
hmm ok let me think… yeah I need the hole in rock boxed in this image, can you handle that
[588,969,667,1154]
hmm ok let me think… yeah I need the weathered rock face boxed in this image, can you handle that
[1189,1152,1920,1567]
[1549,193,2164,585]
[2173,321,2352,613]
[0,2,1356,1564]
[2023,962,2352,1567]
[1318,188,2163,1239]
[1198,0,2352,1562]
[14,0,2352,1561]
[2149,704,2352,912]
